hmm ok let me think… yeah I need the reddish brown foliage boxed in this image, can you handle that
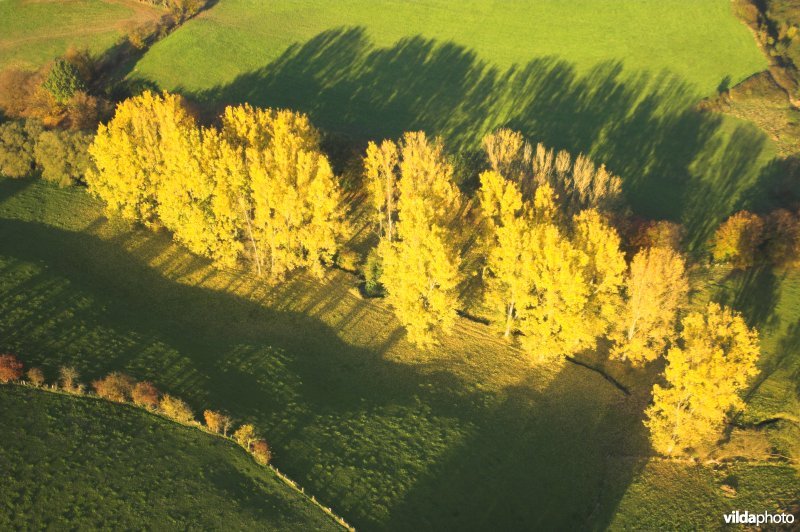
[131,381,160,409]
[92,372,135,402]
[0,354,23,383]
[203,410,231,435]
[251,439,272,465]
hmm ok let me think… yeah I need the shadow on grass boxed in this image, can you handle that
[0,202,650,529]
[181,27,774,246]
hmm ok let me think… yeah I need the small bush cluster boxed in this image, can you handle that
[0,354,24,383]
[0,354,272,466]
[0,118,92,185]
[711,208,800,269]
[0,49,109,130]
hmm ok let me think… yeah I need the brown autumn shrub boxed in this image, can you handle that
[711,211,765,268]
[233,423,257,449]
[26,367,45,387]
[63,46,95,84]
[632,219,685,251]
[251,439,272,465]
[0,67,41,117]
[59,366,83,393]
[65,91,108,131]
[203,410,231,435]
[765,208,800,267]
[131,381,160,409]
[0,354,24,383]
[159,394,194,423]
[92,372,135,402]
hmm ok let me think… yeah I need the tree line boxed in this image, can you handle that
[0,353,271,464]
[3,88,767,458]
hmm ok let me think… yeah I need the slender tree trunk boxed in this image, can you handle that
[504,300,515,338]
[239,197,263,277]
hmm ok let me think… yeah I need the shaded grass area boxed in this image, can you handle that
[0,0,163,70]
[0,179,645,529]
[610,460,799,529]
[0,385,341,530]
[1,178,798,529]
[136,0,765,98]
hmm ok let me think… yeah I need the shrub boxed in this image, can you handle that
[711,211,765,268]
[26,367,45,387]
[92,372,135,402]
[131,381,160,409]
[65,91,107,131]
[159,394,194,423]
[34,129,93,186]
[765,209,800,267]
[0,354,24,383]
[0,68,46,118]
[0,120,37,177]
[204,410,231,435]
[168,0,205,22]
[335,248,360,272]
[251,439,272,465]
[633,219,684,251]
[363,247,384,296]
[59,366,83,393]
[233,423,257,449]
[42,59,86,104]
[63,46,95,84]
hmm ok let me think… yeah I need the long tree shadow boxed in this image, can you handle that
[0,212,649,530]
[187,27,775,246]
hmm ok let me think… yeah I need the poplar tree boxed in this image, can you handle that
[222,104,345,278]
[645,303,760,456]
[87,90,195,225]
[364,139,399,240]
[478,170,536,339]
[517,222,592,362]
[572,209,626,340]
[610,247,689,365]
[378,132,463,347]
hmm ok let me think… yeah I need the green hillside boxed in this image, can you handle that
[0,385,342,530]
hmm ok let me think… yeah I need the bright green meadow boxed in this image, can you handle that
[0,0,162,70]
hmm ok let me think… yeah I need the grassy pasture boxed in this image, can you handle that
[0,0,798,528]
[0,178,797,529]
[0,385,341,530]
[0,0,163,70]
[130,0,779,243]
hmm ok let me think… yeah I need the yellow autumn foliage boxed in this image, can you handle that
[87,90,195,225]
[377,132,462,347]
[644,303,760,456]
[88,94,345,277]
[610,247,689,365]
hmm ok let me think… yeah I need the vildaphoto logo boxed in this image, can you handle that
[723,510,795,525]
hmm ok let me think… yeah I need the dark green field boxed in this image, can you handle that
[0,385,341,530]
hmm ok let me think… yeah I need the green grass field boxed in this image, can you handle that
[0,178,797,529]
[0,0,162,70]
[0,385,341,530]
